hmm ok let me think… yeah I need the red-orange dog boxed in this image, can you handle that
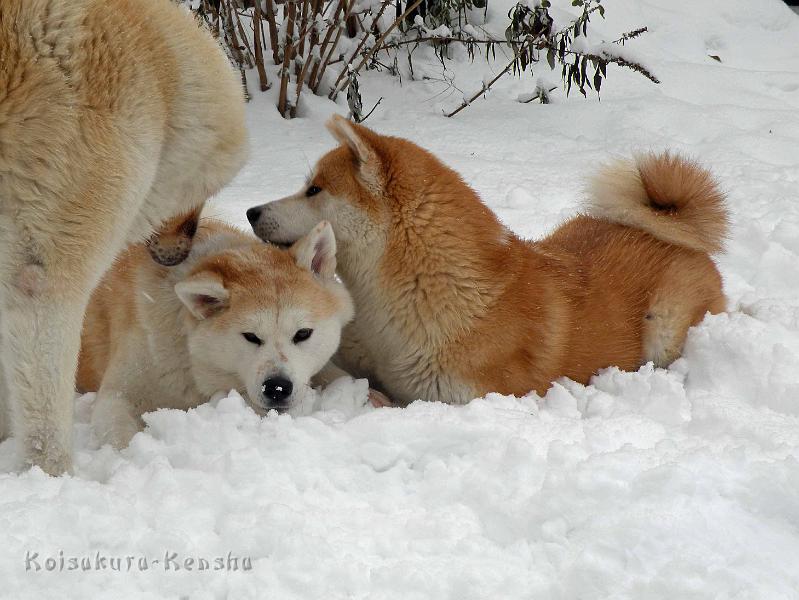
[248,116,727,405]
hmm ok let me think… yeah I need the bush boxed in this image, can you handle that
[179,0,656,120]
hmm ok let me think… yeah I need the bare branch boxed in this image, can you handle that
[278,0,298,117]
[329,0,426,98]
[329,0,393,98]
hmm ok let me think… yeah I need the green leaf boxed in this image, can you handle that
[547,46,555,70]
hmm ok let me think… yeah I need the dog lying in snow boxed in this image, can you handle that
[0,0,247,474]
[77,221,355,449]
[247,115,728,406]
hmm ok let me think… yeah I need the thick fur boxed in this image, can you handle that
[0,0,247,473]
[587,152,729,254]
[78,221,354,449]
[247,116,727,406]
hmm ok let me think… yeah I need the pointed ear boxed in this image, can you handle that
[325,114,382,191]
[290,221,337,279]
[174,273,229,320]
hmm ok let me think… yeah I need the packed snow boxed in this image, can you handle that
[3,0,799,598]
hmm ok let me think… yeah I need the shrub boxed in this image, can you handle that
[178,0,656,120]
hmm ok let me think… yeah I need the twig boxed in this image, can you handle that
[221,1,250,101]
[312,0,353,93]
[263,0,281,64]
[222,0,247,68]
[296,0,311,76]
[329,0,392,97]
[278,0,298,117]
[292,0,324,114]
[252,0,270,90]
[613,27,648,45]
[329,0,426,98]
[308,0,347,91]
[553,47,660,84]
[290,0,345,56]
[359,96,383,122]
[445,37,536,117]
[233,8,255,67]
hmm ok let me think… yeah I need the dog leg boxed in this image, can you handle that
[642,305,691,368]
[314,362,394,407]
[91,389,141,450]
[2,270,87,475]
[334,323,376,380]
[643,259,726,368]
[313,361,353,387]
[0,311,8,442]
[89,332,155,449]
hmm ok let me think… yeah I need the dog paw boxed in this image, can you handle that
[96,426,138,450]
[368,388,393,408]
[22,442,73,476]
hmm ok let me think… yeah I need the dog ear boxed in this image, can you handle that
[326,114,382,192]
[290,221,337,279]
[174,273,230,319]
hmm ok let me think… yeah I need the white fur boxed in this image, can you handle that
[0,0,247,474]
[251,191,474,406]
[90,226,353,449]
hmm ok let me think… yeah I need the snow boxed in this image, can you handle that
[3,0,799,597]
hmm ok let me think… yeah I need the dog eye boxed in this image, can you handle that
[306,185,322,197]
[242,332,263,346]
[292,328,313,343]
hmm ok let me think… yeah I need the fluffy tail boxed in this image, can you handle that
[587,152,729,254]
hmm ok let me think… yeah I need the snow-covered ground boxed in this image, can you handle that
[3,0,799,597]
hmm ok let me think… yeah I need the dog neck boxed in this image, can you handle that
[338,196,517,349]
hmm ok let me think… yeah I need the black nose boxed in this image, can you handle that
[246,206,262,225]
[262,376,293,405]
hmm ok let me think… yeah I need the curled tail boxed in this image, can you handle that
[587,152,729,254]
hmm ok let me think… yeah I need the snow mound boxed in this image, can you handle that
[3,0,799,597]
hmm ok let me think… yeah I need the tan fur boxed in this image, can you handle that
[587,152,729,254]
[78,221,354,449]
[249,116,728,406]
[0,0,247,473]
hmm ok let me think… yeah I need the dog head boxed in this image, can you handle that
[147,206,202,266]
[174,221,353,413]
[246,115,502,292]
[247,115,421,257]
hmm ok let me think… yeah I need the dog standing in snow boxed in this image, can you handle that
[0,0,247,473]
[247,115,728,406]
[78,221,354,449]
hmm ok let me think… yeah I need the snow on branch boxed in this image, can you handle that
[175,0,655,119]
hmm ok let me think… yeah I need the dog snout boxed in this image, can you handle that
[261,375,293,408]
[247,204,282,243]
[246,206,262,225]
